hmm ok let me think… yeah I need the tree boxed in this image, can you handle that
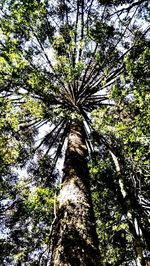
[0,0,149,265]
[91,33,150,265]
[51,122,100,265]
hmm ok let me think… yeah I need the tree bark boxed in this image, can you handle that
[109,150,146,266]
[51,121,101,266]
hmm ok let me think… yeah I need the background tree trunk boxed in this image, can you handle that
[51,121,101,266]
[109,150,146,266]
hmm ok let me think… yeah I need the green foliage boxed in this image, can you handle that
[91,35,150,263]
[89,154,133,265]
[0,0,149,265]
[0,99,19,170]
[0,175,57,265]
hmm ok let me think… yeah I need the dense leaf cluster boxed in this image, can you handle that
[0,0,149,265]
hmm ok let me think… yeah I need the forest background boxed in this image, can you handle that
[0,0,150,265]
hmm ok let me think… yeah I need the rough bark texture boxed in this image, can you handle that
[51,122,101,266]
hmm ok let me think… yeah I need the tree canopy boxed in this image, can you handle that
[0,0,150,265]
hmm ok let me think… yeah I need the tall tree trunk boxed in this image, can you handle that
[51,121,101,266]
[109,150,146,266]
